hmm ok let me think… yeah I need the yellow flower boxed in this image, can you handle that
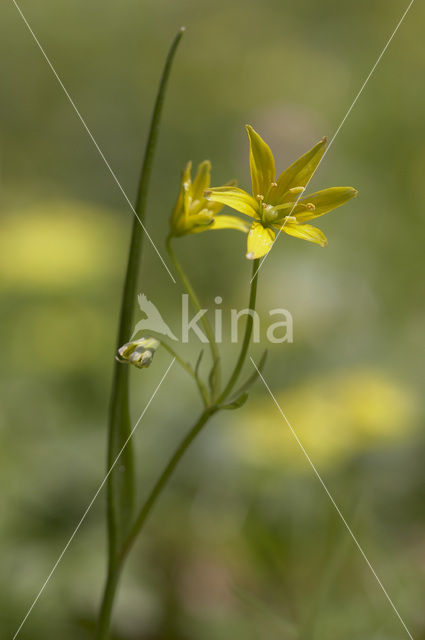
[169,160,249,237]
[205,125,358,259]
[230,369,417,470]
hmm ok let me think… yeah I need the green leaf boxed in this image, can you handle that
[208,357,221,396]
[107,27,185,553]
[233,349,268,397]
[220,392,249,410]
[194,349,204,378]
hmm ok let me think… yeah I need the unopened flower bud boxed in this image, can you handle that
[116,337,160,369]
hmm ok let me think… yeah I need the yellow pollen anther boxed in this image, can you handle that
[256,194,264,201]
[270,182,277,187]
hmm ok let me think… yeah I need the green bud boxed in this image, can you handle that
[116,337,160,369]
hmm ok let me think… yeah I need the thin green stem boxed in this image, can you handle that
[119,407,218,563]
[159,340,195,377]
[117,259,261,565]
[97,27,185,640]
[95,567,122,640]
[158,339,210,406]
[166,236,221,395]
[217,258,260,403]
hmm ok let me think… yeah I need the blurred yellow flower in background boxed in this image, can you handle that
[206,125,357,259]
[0,201,124,291]
[0,201,125,374]
[169,160,249,237]
[231,369,417,470]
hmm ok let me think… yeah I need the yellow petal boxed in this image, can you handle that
[272,201,316,220]
[246,125,275,198]
[246,221,276,259]
[182,161,193,216]
[182,160,192,186]
[170,161,192,230]
[205,186,259,218]
[296,187,358,221]
[272,138,327,203]
[186,210,214,232]
[207,178,238,215]
[282,222,328,247]
[191,160,211,203]
[205,215,250,233]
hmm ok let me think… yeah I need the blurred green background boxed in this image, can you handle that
[1,0,424,638]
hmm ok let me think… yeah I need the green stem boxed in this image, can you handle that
[159,340,196,378]
[97,27,185,640]
[119,407,218,563]
[158,339,210,406]
[166,236,221,395]
[117,259,260,564]
[217,258,260,403]
[95,567,122,640]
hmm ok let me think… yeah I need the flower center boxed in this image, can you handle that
[261,203,279,224]
[256,194,278,224]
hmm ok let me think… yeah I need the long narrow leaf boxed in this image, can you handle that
[107,27,185,553]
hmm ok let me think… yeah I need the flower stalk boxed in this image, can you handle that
[217,258,260,402]
[118,406,218,563]
[166,236,221,397]
[116,258,261,565]
[100,241,261,636]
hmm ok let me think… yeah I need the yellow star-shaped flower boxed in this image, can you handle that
[169,160,249,238]
[205,125,358,259]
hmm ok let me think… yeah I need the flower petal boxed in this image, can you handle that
[191,160,211,203]
[246,221,276,259]
[205,186,259,218]
[282,222,328,247]
[205,215,250,233]
[170,161,192,230]
[186,209,214,232]
[272,137,327,203]
[246,125,275,197]
[296,187,358,221]
[272,201,316,220]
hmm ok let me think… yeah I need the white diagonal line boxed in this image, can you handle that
[12,358,176,640]
[251,0,415,282]
[250,357,414,640]
[11,0,176,284]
